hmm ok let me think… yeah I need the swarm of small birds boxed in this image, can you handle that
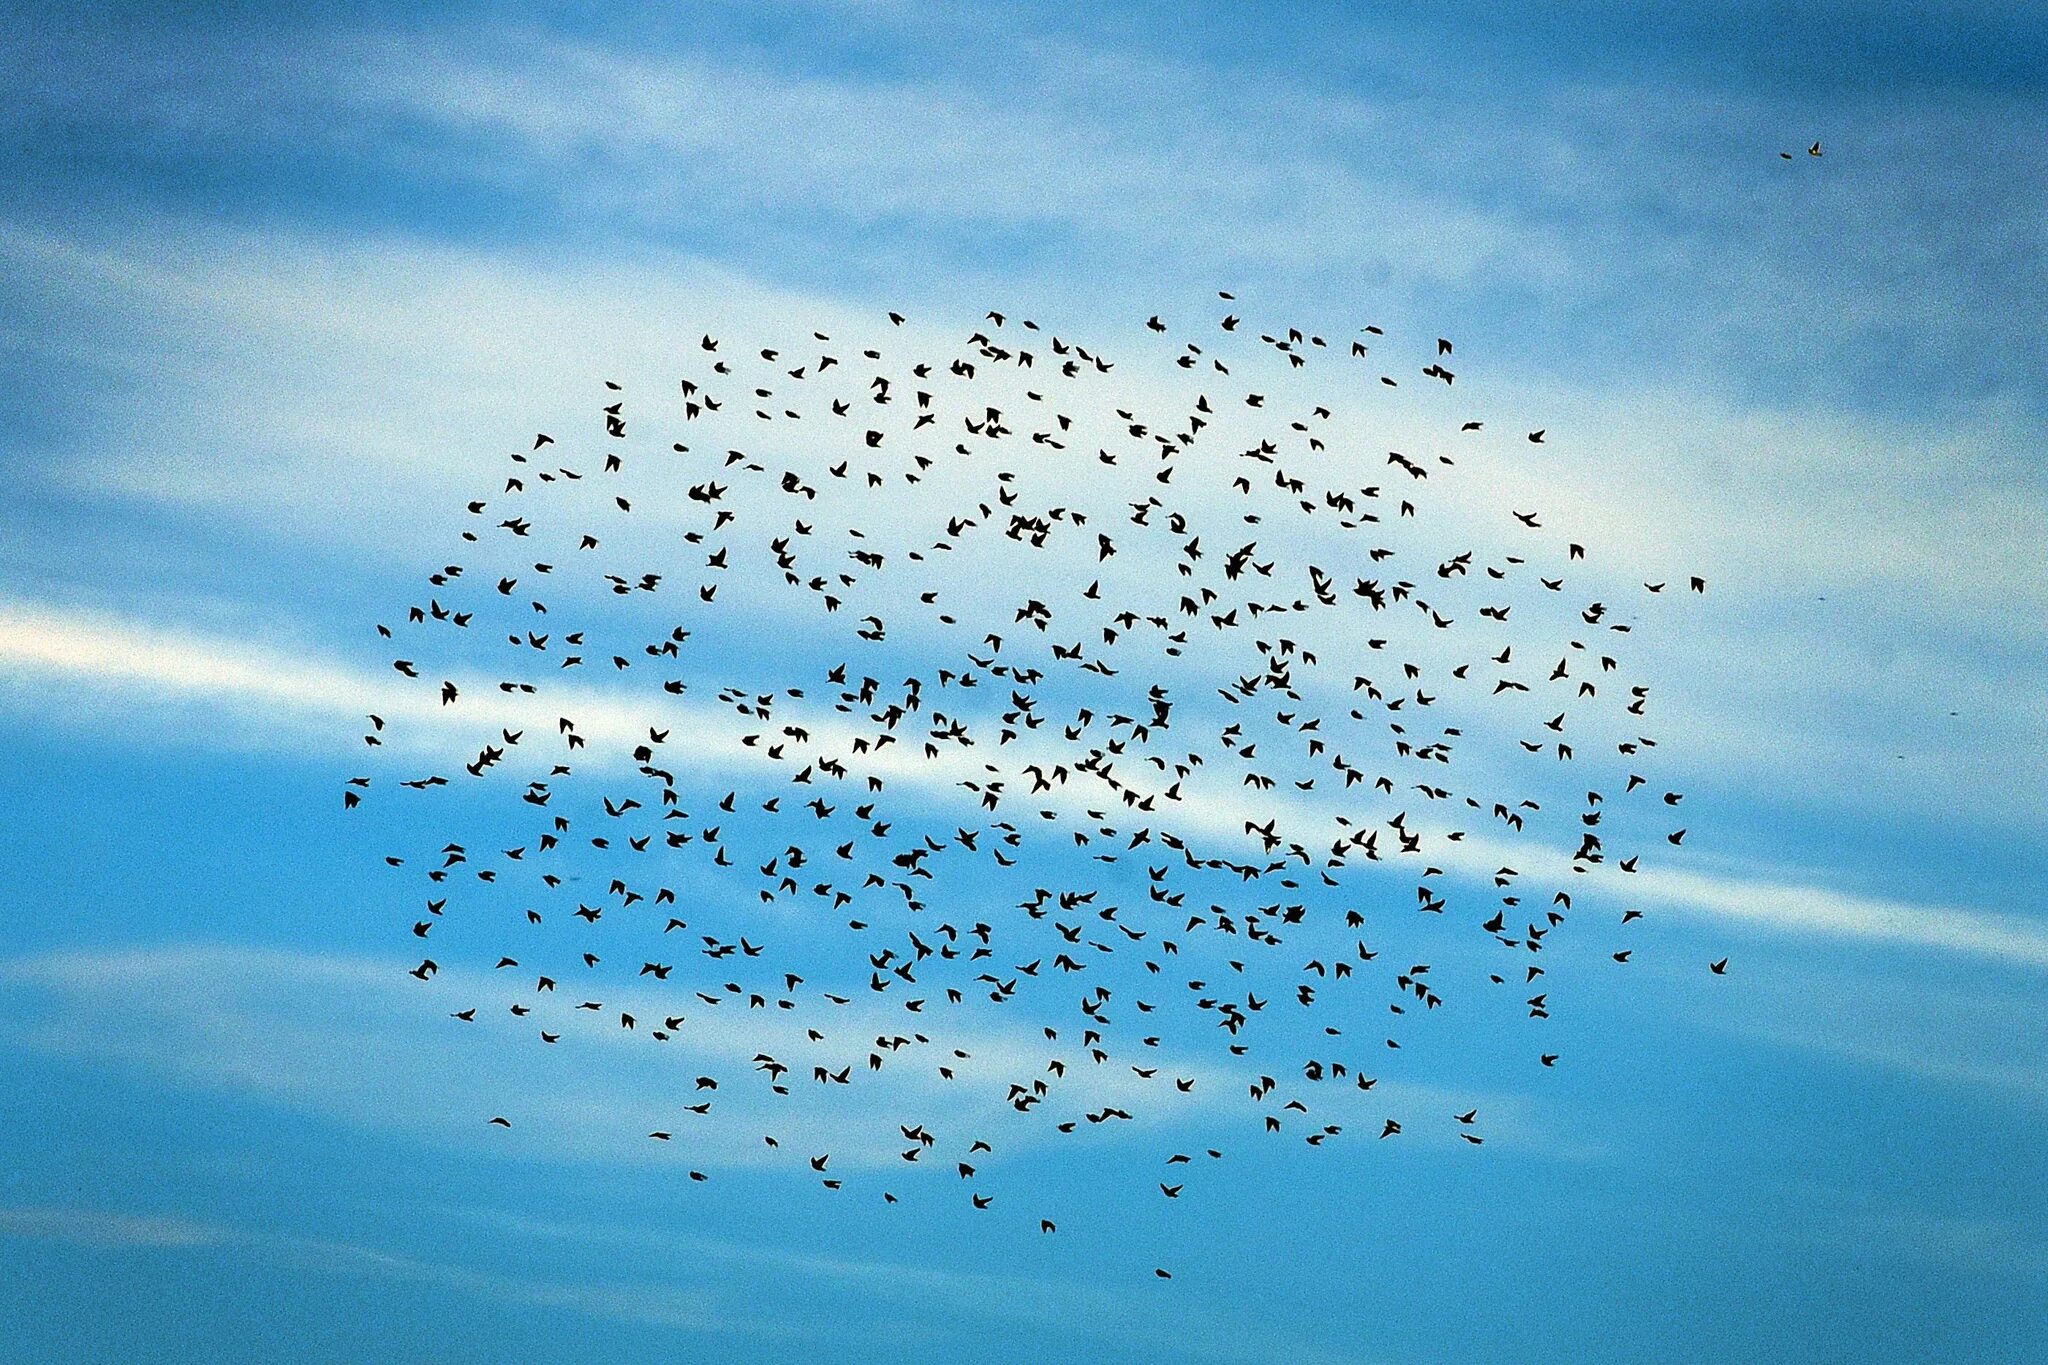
[347,296,1723,1278]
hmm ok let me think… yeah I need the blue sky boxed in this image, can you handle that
[1,2,2045,1361]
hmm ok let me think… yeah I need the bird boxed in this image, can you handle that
[353,297,1719,1283]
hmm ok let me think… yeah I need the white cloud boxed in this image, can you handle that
[0,1206,227,1249]
[1694,959,2048,1105]
[11,21,1569,287]
[8,209,2039,849]
[1810,1206,2048,1280]
[0,1204,791,1337]
[0,942,1237,1170]
[5,596,2045,977]
[1627,861,2048,972]
[0,1197,1381,1359]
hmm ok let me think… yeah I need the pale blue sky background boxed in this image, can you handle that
[0,3,2044,1361]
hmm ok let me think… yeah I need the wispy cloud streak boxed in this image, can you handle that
[5,597,2044,973]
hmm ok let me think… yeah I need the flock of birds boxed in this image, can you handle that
[347,297,1723,1278]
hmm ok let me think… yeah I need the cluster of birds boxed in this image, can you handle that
[347,296,1723,1278]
